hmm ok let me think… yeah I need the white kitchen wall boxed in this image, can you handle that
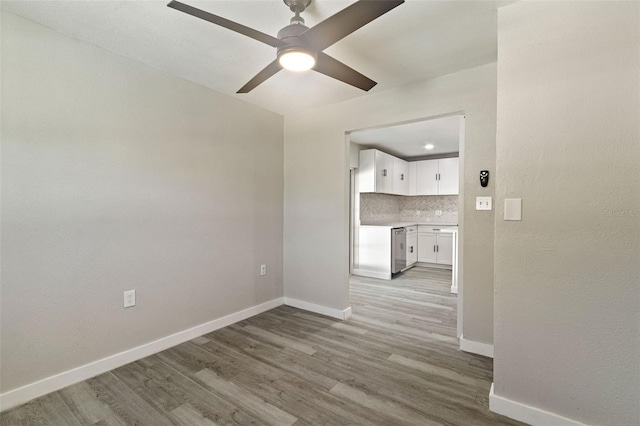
[1,12,284,397]
[360,194,458,224]
[494,2,639,424]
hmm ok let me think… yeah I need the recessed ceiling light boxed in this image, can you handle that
[424,144,435,150]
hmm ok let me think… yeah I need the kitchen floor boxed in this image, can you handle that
[1,267,521,425]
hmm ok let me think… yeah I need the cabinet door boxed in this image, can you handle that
[358,150,376,193]
[374,150,387,192]
[393,158,409,195]
[406,233,417,265]
[436,233,453,265]
[416,160,438,195]
[375,151,394,193]
[417,232,437,263]
[408,162,417,196]
[438,158,459,195]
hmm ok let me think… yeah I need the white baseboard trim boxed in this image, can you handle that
[459,335,494,358]
[0,297,284,412]
[489,383,586,425]
[352,268,391,280]
[284,297,352,320]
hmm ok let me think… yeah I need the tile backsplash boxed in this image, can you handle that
[360,193,458,224]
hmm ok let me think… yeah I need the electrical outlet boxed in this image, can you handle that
[260,265,267,276]
[435,210,442,216]
[124,290,136,308]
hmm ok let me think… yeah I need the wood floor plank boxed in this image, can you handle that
[86,372,172,426]
[205,328,338,391]
[269,374,388,425]
[169,403,219,426]
[241,324,317,355]
[388,353,483,387]
[194,368,298,426]
[191,336,212,345]
[110,360,185,415]
[136,355,264,425]
[59,381,126,425]
[330,382,442,426]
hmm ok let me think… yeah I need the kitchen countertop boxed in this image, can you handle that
[360,221,458,229]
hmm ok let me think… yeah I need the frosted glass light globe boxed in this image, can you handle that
[279,50,316,72]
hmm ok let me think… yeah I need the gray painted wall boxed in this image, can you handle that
[494,2,640,424]
[284,63,498,345]
[1,13,284,393]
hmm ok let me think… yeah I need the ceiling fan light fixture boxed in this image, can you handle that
[278,47,316,72]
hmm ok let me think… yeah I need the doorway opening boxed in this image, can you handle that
[347,113,465,339]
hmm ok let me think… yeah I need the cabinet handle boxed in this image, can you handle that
[436,245,439,252]
[383,169,387,177]
[410,246,414,253]
[435,173,438,181]
[401,173,404,181]
[434,245,436,252]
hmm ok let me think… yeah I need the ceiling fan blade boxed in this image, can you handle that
[167,1,284,48]
[300,0,404,51]
[237,60,282,93]
[313,52,376,91]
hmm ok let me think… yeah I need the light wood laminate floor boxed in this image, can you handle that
[1,266,523,425]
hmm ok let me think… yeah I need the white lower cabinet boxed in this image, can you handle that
[417,232,437,263]
[417,227,453,266]
[406,226,417,266]
[435,233,453,265]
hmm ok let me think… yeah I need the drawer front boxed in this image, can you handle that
[418,226,442,233]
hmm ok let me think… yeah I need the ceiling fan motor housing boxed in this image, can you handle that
[276,23,316,62]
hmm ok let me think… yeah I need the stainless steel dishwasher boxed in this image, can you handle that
[391,227,407,275]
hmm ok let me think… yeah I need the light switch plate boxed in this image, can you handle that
[476,196,492,211]
[504,198,522,221]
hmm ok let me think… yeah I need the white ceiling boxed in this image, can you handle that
[349,114,462,159]
[2,0,508,115]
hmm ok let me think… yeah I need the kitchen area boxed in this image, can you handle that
[349,115,462,295]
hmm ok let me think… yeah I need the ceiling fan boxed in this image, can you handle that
[167,0,404,93]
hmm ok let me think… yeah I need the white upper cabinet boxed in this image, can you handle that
[415,158,459,195]
[378,151,395,194]
[393,157,409,195]
[359,149,406,195]
[416,160,439,195]
[408,162,417,196]
[359,149,457,196]
[359,149,392,193]
[438,158,459,195]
